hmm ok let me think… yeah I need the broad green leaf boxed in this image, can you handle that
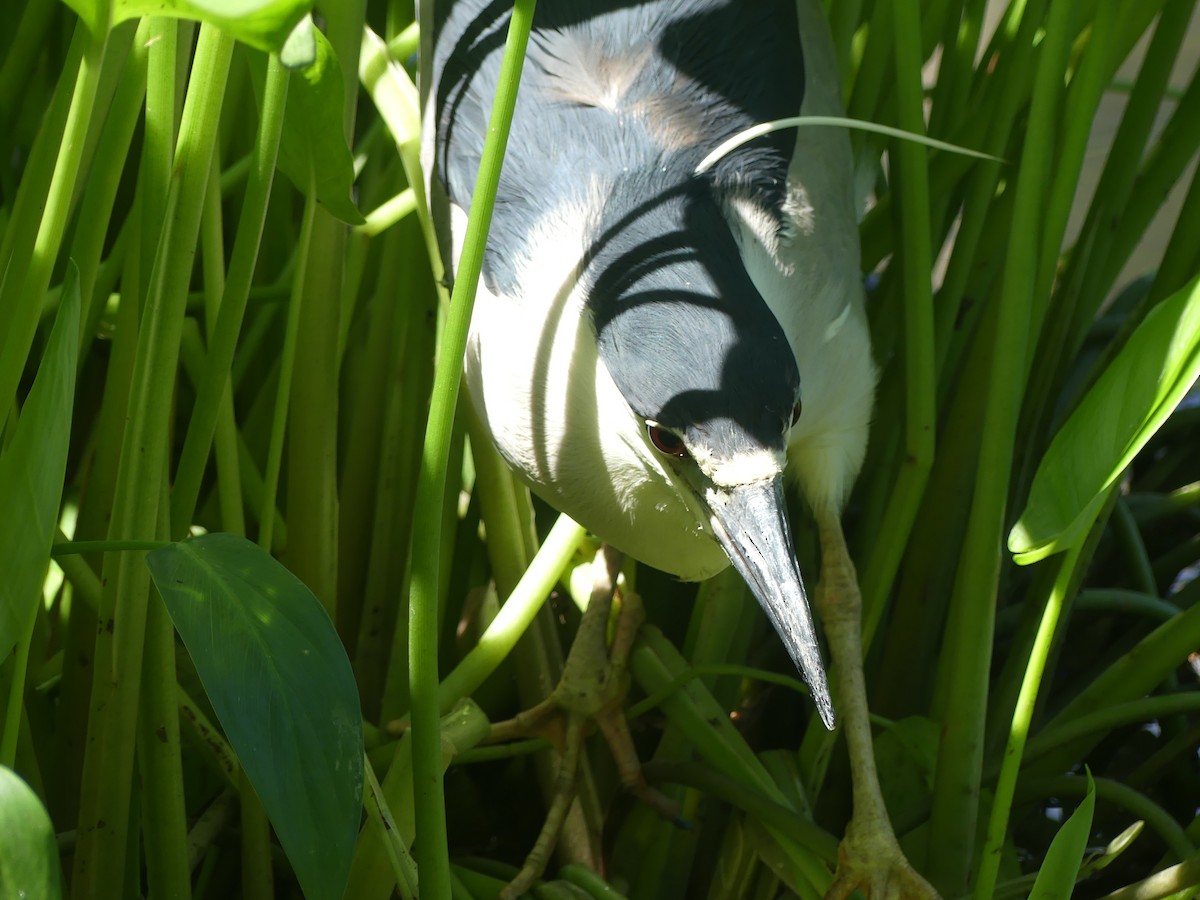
[61,0,312,48]
[115,0,311,53]
[0,263,80,661]
[249,23,364,224]
[279,12,317,69]
[1029,773,1095,899]
[0,767,61,900]
[146,533,363,900]
[1010,275,1200,564]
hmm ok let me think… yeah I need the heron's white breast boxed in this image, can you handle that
[451,200,731,581]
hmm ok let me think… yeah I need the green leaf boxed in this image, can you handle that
[1009,275,1200,564]
[258,23,364,224]
[1029,772,1095,899]
[279,12,317,69]
[874,717,939,824]
[110,0,312,53]
[0,767,61,900]
[146,533,363,900]
[0,263,80,661]
[57,0,110,39]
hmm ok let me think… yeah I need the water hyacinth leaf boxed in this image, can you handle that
[111,0,312,53]
[1009,275,1200,564]
[0,263,80,661]
[271,23,364,223]
[1029,773,1095,899]
[146,533,363,900]
[0,767,62,900]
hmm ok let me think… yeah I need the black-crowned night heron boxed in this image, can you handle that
[424,1,937,896]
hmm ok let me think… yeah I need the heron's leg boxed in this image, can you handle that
[814,508,939,900]
[494,545,679,900]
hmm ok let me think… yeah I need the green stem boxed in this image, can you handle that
[0,27,105,412]
[973,544,1080,900]
[283,0,366,615]
[71,28,234,900]
[434,515,586,715]
[259,190,315,553]
[408,4,536,896]
[927,1,1068,892]
[138,487,190,900]
[1112,496,1157,596]
[860,0,935,648]
[171,54,287,535]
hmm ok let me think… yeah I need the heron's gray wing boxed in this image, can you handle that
[424,0,806,293]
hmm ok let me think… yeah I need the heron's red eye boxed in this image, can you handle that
[790,399,803,428]
[647,424,688,458]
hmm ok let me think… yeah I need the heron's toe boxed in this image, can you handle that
[824,821,939,900]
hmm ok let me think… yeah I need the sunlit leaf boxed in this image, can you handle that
[1009,275,1200,564]
[248,23,364,223]
[113,0,312,53]
[279,12,316,69]
[0,264,79,661]
[1029,772,1095,899]
[0,767,61,900]
[146,533,363,900]
[60,0,314,51]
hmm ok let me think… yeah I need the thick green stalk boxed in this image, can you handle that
[71,28,234,899]
[284,0,367,616]
[356,233,440,717]
[435,514,585,714]
[859,0,935,648]
[926,1,1074,893]
[338,223,403,650]
[408,3,536,896]
[138,18,179,305]
[285,206,344,613]
[170,55,288,535]
[138,484,190,900]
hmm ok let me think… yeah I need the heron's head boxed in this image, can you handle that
[584,175,834,728]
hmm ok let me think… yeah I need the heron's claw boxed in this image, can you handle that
[491,546,679,899]
[825,820,940,900]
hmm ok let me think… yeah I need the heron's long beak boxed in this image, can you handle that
[706,477,835,730]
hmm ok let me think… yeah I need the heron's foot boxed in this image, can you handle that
[492,546,680,899]
[825,816,939,900]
